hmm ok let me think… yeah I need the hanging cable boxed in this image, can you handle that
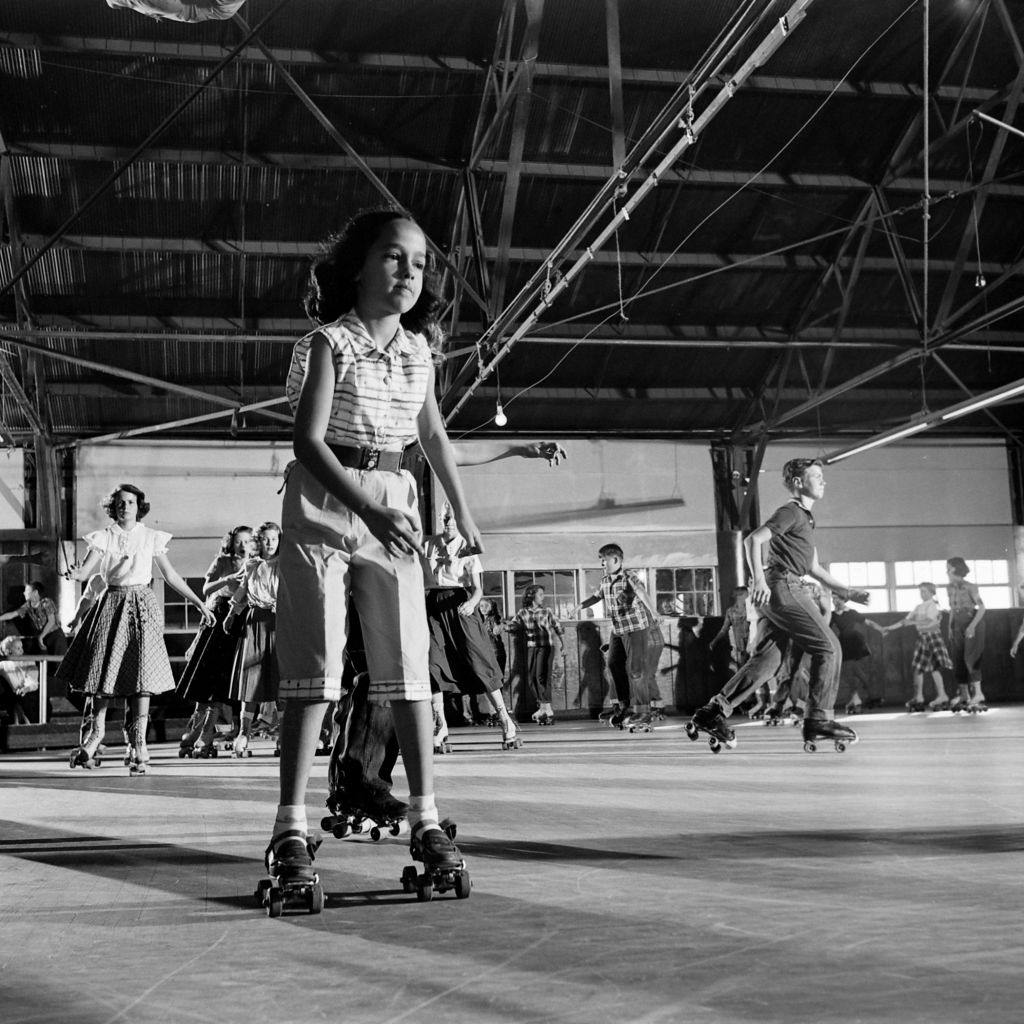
[919,0,931,416]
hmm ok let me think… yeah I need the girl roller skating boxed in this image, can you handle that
[223,521,281,756]
[57,484,213,775]
[258,208,478,913]
[176,525,257,757]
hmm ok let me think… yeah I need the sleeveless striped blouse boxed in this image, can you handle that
[285,312,432,449]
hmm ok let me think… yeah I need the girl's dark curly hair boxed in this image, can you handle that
[101,483,151,521]
[522,584,544,608]
[946,556,970,579]
[303,208,444,346]
[219,525,254,557]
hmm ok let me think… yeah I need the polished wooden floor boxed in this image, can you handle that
[3,706,1023,1024]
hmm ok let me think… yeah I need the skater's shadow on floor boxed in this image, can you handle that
[458,837,679,862]
[207,889,427,912]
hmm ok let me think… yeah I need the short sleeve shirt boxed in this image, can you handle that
[230,558,280,613]
[423,534,481,589]
[84,523,172,586]
[763,501,816,578]
[907,598,942,634]
[285,313,432,450]
[599,569,655,636]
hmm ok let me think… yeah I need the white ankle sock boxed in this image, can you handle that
[273,804,307,841]
[407,795,440,833]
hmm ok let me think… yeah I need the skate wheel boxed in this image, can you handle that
[93,756,102,768]
[369,827,382,842]
[803,741,817,753]
[267,891,284,918]
[834,741,846,753]
[401,865,418,893]
[416,875,434,902]
[331,824,350,839]
[319,816,333,831]
[308,883,324,914]
[709,739,721,754]
[684,723,698,741]
[454,869,471,900]
[389,822,401,837]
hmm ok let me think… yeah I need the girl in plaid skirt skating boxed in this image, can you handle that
[58,484,213,773]
[882,583,952,712]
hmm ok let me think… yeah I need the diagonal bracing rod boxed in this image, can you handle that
[442,0,819,423]
[233,15,490,318]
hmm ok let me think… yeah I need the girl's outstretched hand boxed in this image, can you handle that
[364,505,423,558]
[454,510,484,557]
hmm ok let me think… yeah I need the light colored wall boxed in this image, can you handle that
[74,442,292,576]
[760,441,1015,570]
[71,439,721,576]
[449,439,718,569]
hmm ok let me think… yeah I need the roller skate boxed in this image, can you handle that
[927,697,950,712]
[802,717,858,753]
[744,693,769,720]
[530,705,555,726]
[966,698,989,713]
[648,701,667,722]
[177,707,205,758]
[122,706,136,767]
[254,830,324,918]
[597,702,622,727]
[500,715,523,750]
[684,703,736,753]
[432,706,452,755]
[321,784,409,841]
[400,821,470,902]
[948,696,970,714]
[763,702,787,727]
[69,713,105,770]
[844,700,863,716]
[905,699,927,713]
[232,730,253,758]
[624,711,656,734]
[128,712,150,776]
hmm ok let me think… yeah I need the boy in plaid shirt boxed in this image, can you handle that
[511,585,565,725]
[574,543,664,728]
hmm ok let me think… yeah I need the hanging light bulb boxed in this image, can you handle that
[494,402,508,427]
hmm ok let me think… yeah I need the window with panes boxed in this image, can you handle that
[512,569,577,618]
[827,562,889,611]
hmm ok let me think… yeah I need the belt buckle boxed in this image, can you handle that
[361,447,381,470]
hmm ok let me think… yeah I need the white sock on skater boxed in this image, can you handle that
[408,795,440,835]
[272,804,307,843]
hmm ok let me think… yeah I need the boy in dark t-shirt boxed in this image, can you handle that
[688,458,869,751]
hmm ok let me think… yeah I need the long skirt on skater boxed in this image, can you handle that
[54,584,175,697]
[227,606,279,704]
[176,596,243,702]
[426,587,503,695]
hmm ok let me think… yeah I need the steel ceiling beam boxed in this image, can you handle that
[0,0,293,306]
[752,289,1024,431]
[5,323,1021,351]
[23,232,1020,279]
[13,142,1024,198]
[0,330,293,425]
[0,29,1003,100]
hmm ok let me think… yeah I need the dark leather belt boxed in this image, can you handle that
[329,443,412,473]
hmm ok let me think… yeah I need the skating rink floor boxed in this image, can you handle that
[3,706,1024,1024]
